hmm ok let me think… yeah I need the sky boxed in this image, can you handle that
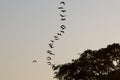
[1,0,120,80]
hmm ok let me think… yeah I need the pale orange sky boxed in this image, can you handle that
[1,0,120,80]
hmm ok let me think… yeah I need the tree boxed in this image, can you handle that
[53,43,120,80]
[107,70,120,80]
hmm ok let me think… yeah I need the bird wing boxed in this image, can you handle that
[32,60,37,63]
[60,2,65,5]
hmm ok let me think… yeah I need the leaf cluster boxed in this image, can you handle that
[54,43,120,80]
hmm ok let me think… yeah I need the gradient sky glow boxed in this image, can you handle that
[1,0,120,80]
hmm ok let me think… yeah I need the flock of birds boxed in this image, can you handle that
[45,0,67,71]
[32,1,67,74]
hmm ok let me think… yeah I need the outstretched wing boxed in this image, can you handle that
[32,60,37,63]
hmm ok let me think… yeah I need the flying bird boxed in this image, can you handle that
[47,62,51,65]
[57,33,62,36]
[60,14,66,17]
[60,25,66,30]
[47,57,52,60]
[55,38,59,40]
[54,36,59,40]
[51,40,54,43]
[61,18,66,21]
[32,60,37,63]
[47,50,55,55]
[60,30,65,33]
[61,10,66,13]
[48,43,54,48]
[60,1,65,5]
[52,65,57,70]
[58,7,64,9]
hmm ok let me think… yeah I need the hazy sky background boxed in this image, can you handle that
[1,0,120,80]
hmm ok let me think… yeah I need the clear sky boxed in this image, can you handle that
[1,0,120,80]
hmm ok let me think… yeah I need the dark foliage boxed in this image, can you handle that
[107,70,120,80]
[54,43,120,80]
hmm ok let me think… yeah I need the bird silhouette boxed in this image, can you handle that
[60,30,65,33]
[52,65,57,70]
[54,36,59,40]
[47,57,52,60]
[47,50,55,55]
[55,38,59,40]
[60,14,66,17]
[60,1,65,5]
[47,62,51,65]
[48,43,54,48]
[57,33,62,36]
[32,60,37,63]
[50,40,54,43]
[61,10,66,13]
[60,25,66,30]
[58,7,64,9]
[61,18,66,21]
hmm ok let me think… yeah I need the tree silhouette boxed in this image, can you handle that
[54,43,120,80]
[107,70,120,80]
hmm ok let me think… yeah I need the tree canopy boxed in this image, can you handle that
[53,43,120,80]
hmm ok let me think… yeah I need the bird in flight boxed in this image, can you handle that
[32,60,37,63]
[48,43,54,48]
[61,10,66,13]
[58,7,64,9]
[47,62,51,65]
[60,25,66,30]
[60,14,66,17]
[60,1,65,5]
[47,57,52,60]
[51,40,54,43]
[57,33,62,36]
[47,50,55,55]
[61,18,66,21]
[60,30,65,34]
[54,36,59,40]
